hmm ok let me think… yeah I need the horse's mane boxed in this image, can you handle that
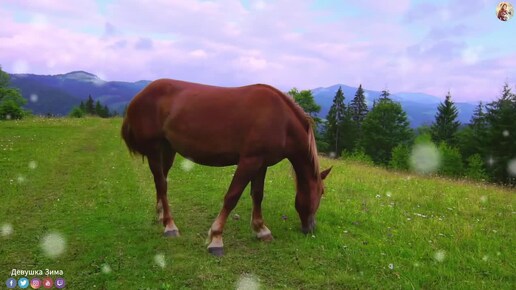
[256,84,320,177]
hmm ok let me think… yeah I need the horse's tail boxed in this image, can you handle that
[121,116,140,156]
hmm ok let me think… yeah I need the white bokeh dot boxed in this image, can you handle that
[40,232,67,258]
[101,263,112,274]
[434,250,446,262]
[236,273,260,290]
[1,223,13,237]
[507,158,516,177]
[154,253,166,269]
[180,159,195,172]
[17,175,26,183]
[410,143,441,174]
[29,160,38,169]
[30,94,38,103]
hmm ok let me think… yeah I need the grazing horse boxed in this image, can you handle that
[121,79,331,256]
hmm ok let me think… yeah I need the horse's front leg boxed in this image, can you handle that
[207,156,263,256]
[250,167,273,241]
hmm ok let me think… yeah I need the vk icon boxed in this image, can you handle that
[5,278,17,288]
[18,277,29,288]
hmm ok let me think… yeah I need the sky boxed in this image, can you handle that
[1,0,515,102]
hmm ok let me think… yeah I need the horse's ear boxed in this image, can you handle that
[321,166,332,180]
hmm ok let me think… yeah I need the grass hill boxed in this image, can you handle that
[0,118,513,289]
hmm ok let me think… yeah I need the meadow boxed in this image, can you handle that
[0,117,514,289]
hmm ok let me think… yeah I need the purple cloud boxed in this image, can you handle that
[0,0,514,102]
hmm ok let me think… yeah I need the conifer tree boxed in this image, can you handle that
[349,84,369,125]
[95,100,103,116]
[326,87,346,155]
[430,91,460,145]
[379,89,391,101]
[102,105,110,118]
[85,95,95,115]
[458,101,488,159]
[484,82,516,184]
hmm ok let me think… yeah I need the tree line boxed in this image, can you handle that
[69,95,116,118]
[0,66,117,119]
[288,83,516,186]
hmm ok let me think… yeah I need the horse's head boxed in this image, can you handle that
[297,166,332,234]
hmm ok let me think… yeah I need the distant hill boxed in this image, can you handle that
[311,84,476,127]
[8,71,476,126]
[9,71,150,115]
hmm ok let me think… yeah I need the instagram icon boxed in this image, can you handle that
[30,278,41,289]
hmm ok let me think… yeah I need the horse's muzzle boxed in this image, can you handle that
[301,215,316,234]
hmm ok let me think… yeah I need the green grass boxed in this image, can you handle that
[0,117,514,289]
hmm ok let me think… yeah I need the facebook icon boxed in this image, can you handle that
[5,278,17,288]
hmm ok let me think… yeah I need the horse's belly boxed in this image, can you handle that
[179,150,240,167]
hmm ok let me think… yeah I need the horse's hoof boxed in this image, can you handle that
[208,247,224,257]
[163,230,180,237]
[259,234,274,242]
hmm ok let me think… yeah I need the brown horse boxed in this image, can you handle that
[121,79,331,256]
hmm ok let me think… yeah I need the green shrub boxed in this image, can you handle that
[342,148,374,165]
[0,99,25,120]
[465,153,488,181]
[438,142,464,177]
[389,144,410,170]
[69,106,85,118]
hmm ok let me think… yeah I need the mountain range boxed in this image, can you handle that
[9,71,476,127]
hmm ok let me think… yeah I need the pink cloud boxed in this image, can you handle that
[0,0,514,102]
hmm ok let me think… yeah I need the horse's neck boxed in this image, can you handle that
[291,156,318,194]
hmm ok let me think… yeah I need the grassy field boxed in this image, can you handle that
[0,117,514,289]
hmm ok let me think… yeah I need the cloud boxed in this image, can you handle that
[104,22,117,38]
[135,38,153,50]
[0,0,513,102]
[189,49,208,59]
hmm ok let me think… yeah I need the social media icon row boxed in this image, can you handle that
[5,277,65,288]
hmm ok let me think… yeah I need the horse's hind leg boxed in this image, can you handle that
[250,167,273,241]
[207,156,263,256]
[156,145,175,223]
[148,146,179,237]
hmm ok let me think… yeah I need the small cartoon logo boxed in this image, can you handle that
[55,277,66,289]
[42,277,53,289]
[18,277,29,288]
[30,278,42,289]
[497,2,514,21]
[5,278,17,289]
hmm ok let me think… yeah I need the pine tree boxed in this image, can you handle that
[349,84,369,125]
[430,91,460,145]
[102,105,110,118]
[361,98,413,165]
[349,84,369,148]
[95,100,103,117]
[325,87,346,155]
[85,95,95,115]
[484,82,516,184]
[379,89,391,101]
[458,101,487,160]
[79,101,85,112]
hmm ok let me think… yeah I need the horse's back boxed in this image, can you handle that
[123,79,307,166]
